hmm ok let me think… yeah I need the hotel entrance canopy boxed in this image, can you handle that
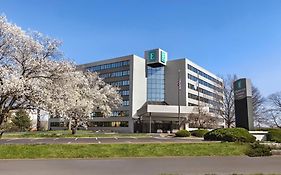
[136,103,195,121]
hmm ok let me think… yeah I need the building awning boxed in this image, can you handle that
[136,103,196,120]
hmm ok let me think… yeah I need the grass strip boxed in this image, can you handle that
[0,142,247,159]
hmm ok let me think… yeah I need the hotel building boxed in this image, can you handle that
[49,49,224,133]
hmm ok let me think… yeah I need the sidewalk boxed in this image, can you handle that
[1,156,281,175]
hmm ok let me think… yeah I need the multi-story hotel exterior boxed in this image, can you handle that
[49,49,224,133]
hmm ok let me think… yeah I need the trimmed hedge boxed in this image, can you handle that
[190,129,209,137]
[267,128,281,143]
[204,128,256,143]
[245,142,272,157]
[175,130,191,137]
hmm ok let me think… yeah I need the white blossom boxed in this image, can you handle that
[0,15,122,127]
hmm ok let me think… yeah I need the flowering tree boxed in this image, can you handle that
[61,72,122,134]
[0,15,122,131]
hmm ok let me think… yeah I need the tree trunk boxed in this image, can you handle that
[0,113,5,126]
[71,127,77,135]
[71,119,78,135]
[68,120,72,131]
[36,109,41,131]
[227,122,231,128]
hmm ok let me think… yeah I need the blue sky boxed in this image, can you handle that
[1,0,281,96]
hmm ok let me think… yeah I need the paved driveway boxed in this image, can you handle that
[0,137,206,144]
[0,156,281,175]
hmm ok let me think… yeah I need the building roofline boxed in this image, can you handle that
[169,57,222,82]
[78,54,143,67]
[77,51,223,82]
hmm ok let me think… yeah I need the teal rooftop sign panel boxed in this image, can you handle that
[145,48,167,66]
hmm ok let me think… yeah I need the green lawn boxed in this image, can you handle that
[2,130,150,138]
[0,142,248,159]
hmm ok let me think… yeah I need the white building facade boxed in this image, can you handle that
[49,49,224,133]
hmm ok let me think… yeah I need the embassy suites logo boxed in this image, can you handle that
[148,50,156,62]
[145,48,168,66]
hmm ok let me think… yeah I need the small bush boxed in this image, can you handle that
[190,129,209,137]
[267,128,281,143]
[175,130,190,137]
[204,128,256,143]
[245,142,272,157]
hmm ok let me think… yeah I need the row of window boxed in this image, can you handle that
[147,66,165,75]
[188,64,223,86]
[148,88,165,93]
[87,60,130,72]
[147,84,165,89]
[147,93,165,101]
[188,74,223,93]
[109,80,130,86]
[147,79,164,84]
[188,93,222,107]
[99,70,130,78]
[188,103,217,114]
[88,121,129,127]
[188,103,198,106]
[188,83,223,101]
[118,90,129,96]
[111,111,129,117]
[122,100,129,106]
[50,121,130,128]
[92,111,129,117]
[50,122,64,127]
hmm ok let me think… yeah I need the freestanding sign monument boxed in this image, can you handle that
[233,78,254,130]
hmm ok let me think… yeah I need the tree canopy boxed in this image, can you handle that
[0,15,122,128]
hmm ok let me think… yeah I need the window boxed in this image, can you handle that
[188,74,223,93]
[111,111,119,117]
[123,80,129,86]
[50,122,64,127]
[87,61,130,72]
[147,66,165,102]
[110,80,129,87]
[188,103,198,106]
[99,70,130,79]
[119,90,129,96]
[91,112,104,118]
[88,121,129,127]
[110,111,129,117]
[122,100,129,106]
[188,83,223,100]
[188,93,222,107]
[187,64,223,86]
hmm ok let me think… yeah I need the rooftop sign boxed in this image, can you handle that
[145,48,167,67]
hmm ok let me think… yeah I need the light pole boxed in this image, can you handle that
[149,112,152,133]
[178,69,181,129]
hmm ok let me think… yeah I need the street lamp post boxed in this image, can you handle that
[149,112,152,133]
